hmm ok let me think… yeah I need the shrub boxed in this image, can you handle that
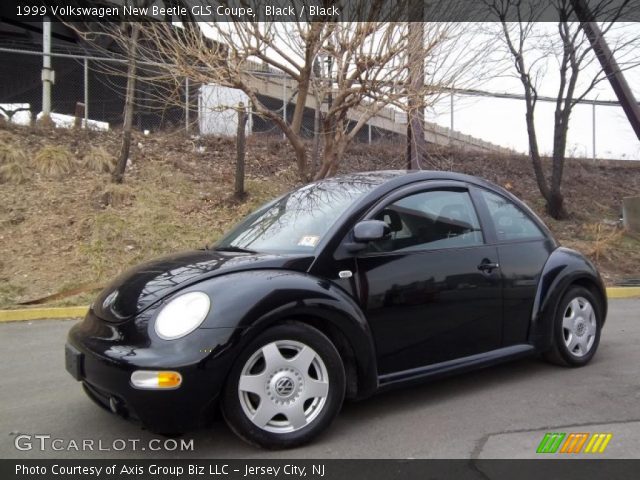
[0,161,30,183]
[0,141,27,165]
[83,146,116,173]
[34,145,74,178]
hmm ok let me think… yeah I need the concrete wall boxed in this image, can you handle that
[623,196,640,233]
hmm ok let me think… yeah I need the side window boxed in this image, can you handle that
[369,189,483,253]
[480,190,544,241]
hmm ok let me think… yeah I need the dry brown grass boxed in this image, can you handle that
[100,183,136,207]
[0,160,30,183]
[588,222,625,263]
[0,141,27,165]
[83,146,116,173]
[0,124,638,308]
[35,115,55,129]
[34,145,75,178]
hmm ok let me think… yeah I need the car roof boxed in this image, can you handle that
[321,169,554,239]
[307,169,557,263]
[325,169,499,191]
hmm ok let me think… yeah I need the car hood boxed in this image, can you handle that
[93,249,314,322]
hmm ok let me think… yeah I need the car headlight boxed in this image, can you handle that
[154,291,211,340]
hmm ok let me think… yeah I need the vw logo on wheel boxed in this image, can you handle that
[275,377,295,397]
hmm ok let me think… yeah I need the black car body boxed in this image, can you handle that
[66,171,607,447]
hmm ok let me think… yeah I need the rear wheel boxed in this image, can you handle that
[543,286,602,367]
[221,323,345,449]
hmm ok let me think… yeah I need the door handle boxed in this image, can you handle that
[478,261,500,272]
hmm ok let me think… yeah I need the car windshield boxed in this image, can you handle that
[214,178,380,254]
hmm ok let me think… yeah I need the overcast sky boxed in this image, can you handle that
[427,22,640,160]
[223,21,640,160]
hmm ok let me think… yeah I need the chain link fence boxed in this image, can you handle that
[2,47,635,160]
[0,47,191,132]
[0,47,402,147]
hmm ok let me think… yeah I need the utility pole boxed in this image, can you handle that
[406,12,427,169]
[571,0,640,140]
[41,18,54,123]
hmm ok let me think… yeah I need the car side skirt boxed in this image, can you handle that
[376,344,535,392]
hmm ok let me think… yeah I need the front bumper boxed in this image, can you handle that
[66,309,239,433]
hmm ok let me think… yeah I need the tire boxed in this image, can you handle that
[543,286,602,367]
[221,322,346,449]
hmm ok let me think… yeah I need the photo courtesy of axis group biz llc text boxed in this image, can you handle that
[1,0,639,479]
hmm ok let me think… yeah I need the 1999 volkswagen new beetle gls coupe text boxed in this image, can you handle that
[66,171,606,448]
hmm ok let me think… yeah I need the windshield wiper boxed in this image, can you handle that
[214,246,258,254]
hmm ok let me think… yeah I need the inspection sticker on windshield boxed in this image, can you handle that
[298,235,320,247]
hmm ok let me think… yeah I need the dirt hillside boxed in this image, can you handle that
[0,123,639,308]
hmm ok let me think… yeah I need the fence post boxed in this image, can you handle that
[368,123,372,144]
[41,18,53,123]
[282,77,287,140]
[450,90,454,142]
[235,103,248,199]
[84,57,89,126]
[592,99,596,161]
[282,77,287,121]
[73,102,84,129]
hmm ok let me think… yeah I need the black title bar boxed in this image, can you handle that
[2,0,640,23]
[2,459,640,480]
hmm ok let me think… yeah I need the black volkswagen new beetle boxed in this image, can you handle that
[66,170,606,448]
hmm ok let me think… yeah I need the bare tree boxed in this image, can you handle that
[486,0,639,219]
[68,1,492,185]
[68,0,161,184]
[112,21,140,184]
[107,5,481,182]
[308,22,461,179]
[406,20,428,170]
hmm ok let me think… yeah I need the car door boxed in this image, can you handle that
[473,187,556,346]
[355,183,503,375]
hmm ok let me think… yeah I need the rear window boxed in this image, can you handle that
[480,190,545,241]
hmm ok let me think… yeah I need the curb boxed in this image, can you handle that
[0,306,89,323]
[606,286,640,299]
[0,287,639,323]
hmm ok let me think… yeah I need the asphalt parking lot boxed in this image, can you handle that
[1,299,639,459]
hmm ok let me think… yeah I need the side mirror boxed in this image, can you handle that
[353,220,390,242]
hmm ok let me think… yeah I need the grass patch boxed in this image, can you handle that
[0,141,27,165]
[83,146,116,173]
[34,145,75,178]
[76,169,287,286]
[100,183,135,207]
[1,124,638,308]
[0,283,26,308]
[587,222,624,263]
[0,161,30,183]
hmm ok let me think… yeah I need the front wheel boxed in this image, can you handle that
[543,286,602,367]
[221,323,345,449]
